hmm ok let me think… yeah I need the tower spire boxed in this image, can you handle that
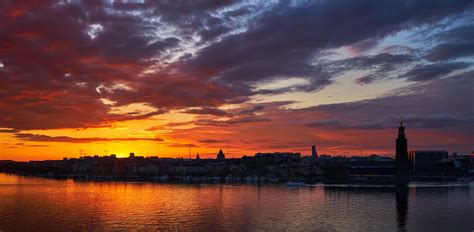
[398,119,405,137]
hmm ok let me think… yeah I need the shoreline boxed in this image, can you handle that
[3,172,472,187]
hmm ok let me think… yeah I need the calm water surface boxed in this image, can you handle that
[0,173,473,231]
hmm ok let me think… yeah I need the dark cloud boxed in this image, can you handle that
[238,105,265,115]
[426,42,474,61]
[164,122,194,127]
[4,142,50,148]
[166,142,197,148]
[198,139,226,144]
[289,53,416,86]
[15,133,164,143]
[355,75,377,85]
[430,24,474,43]
[305,115,474,130]
[185,0,471,91]
[28,144,50,147]
[400,62,470,82]
[239,139,279,144]
[403,115,474,129]
[184,107,230,116]
[305,120,342,128]
[224,6,254,18]
[196,116,271,127]
[330,53,415,85]
[0,129,18,133]
[425,24,474,61]
[379,45,416,56]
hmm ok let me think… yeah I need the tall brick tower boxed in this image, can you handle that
[396,121,410,184]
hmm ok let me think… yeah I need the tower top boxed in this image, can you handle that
[311,145,318,159]
[217,149,225,160]
[398,121,406,138]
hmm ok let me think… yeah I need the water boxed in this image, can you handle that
[0,174,473,231]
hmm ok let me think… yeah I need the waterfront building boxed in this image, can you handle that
[255,152,301,160]
[469,156,474,174]
[395,121,410,183]
[409,150,448,171]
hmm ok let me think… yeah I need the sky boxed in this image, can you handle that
[0,0,473,161]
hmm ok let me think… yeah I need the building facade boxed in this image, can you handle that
[409,150,448,171]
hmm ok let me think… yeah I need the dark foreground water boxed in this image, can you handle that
[0,174,473,231]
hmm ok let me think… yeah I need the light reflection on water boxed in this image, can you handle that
[0,174,472,231]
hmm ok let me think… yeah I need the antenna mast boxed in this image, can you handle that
[79,148,85,158]
[188,144,191,159]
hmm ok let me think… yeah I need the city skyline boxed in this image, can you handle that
[1,1,473,161]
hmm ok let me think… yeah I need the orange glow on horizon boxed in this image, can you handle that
[1,112,399,162]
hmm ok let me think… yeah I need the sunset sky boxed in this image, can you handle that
[0,0,473,161]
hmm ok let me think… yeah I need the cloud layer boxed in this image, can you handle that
[0,0,473,157]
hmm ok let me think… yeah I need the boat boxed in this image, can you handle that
[212,176,221,183]
[269,178,279,183]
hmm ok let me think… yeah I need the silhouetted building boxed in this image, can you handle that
[196,153,200,160]
[396,121,410,184]
[346,155,395,176]
[216,149,225,160]
[255,152,301,160]
[129,152,135,158]
[312,145,318,160]
[409,150,448,171]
